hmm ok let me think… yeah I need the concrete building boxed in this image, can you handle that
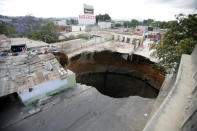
[78,4,96,25]
[98,21,111,29]
[0,36,76,105]
[112,33,144,47]
[61,25,86,32]
[71,25,86,32]
[53,20,67,26]
[0,18,12,24]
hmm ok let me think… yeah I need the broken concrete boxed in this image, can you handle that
[1,84,155,131]
[143,45,197,131]
[0,36,77,105]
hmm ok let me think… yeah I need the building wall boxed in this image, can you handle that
[112,34,144,48]
[54,20,67,26]
[78,14,96,25]
[18,70,76,105]
[72,26,81,32]
[71,25,86,32]
[98,22,111,29]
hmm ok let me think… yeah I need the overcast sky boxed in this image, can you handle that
[0,0,196,21]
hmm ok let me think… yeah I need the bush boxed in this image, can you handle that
[150,14,197,72]
[42,21,60,43]
[26,30,43,41]
[0,26,19,37]
[77,34,90,39]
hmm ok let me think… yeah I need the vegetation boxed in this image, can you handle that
[25,21,89,43]
[67,19,78,25]
[114,23,122,27]
[130,19,139,27]
[152,21,170,29]
[0,25,18,37]
[150,14,197,72]
[123,19,139,28]
[62,34,90,41]
[147,19,154,26]
[26,30,43,41]
[16,15,43,36]
[77,34,90,39]
[42,21,60,43]
[96,14,111,23]
[123,21,131,28]
[26,21,60,43]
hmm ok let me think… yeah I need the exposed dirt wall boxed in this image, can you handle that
[68,51,165,90]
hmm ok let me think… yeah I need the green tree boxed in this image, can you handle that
[70,19,78,25]
[123,21,131,28]
[42,21,60,43]
[152,21,172,29]
[130,19,139,27]
[26,30,43,41]
[115,23,122,27]
[150,14,197,72]
[0,25,19,37]
[147,19,154,26]
[96,14,111,23]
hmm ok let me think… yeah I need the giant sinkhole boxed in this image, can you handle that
[55,51,165,98]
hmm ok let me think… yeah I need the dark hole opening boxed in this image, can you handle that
[11,44,26,52]
[53,52,68,67]
[77,72,159,98]
[0,93,25,128]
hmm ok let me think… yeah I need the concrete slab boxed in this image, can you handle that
[2,84,155,131]
[143,54,195,131]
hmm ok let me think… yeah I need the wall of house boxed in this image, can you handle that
[17,70,76,106]
[98,22,111,29]
[78,14,96,25]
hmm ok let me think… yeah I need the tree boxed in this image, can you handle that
[42,21,60,43]
[115,23,122,27]
[147,19,154,26]
[123,21,131,28]
[26,30,43,41]
[70,19,78,25]
[96,14,111,23]
[0,25,19,37]
[150,14,197,72]
[152,21,172,29]
[16,15,42,36]
[130,19,139,27]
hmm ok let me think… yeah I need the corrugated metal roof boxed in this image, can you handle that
[0,36,67,97]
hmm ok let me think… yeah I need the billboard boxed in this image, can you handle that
[84,4,94,14]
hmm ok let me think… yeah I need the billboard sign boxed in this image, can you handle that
[84,4,94,14]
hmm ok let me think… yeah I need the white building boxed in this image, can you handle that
[71,25,86,32]
[98,21,111,29]
[78,15,96,25]
[78,4,96,26]
[53,20,67,26]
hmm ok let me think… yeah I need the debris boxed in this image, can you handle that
[28,108,40,115]
[12,52,18,56]
[144,113,148,117]
[184,106,189,110]
[186,96,192,99]
[1,52,7,56]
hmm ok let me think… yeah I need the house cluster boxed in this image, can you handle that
[112,34,144,50]
[134,25,166,42]
[53,4,112,32]
[0,35,76,106]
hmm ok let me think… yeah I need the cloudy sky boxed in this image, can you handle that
[0,0,196,21]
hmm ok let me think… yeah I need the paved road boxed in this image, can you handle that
[3,84,155,131]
